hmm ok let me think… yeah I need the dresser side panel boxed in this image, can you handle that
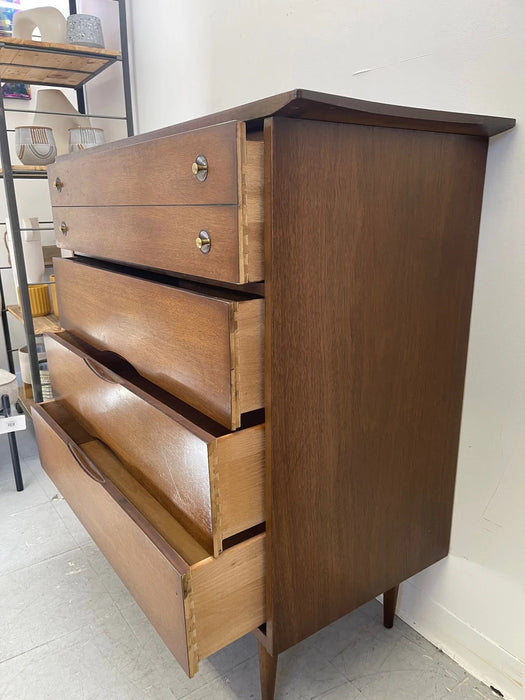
[265,117,488,653]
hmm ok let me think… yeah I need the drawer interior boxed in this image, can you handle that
[45,330,265,557]
[32,400,266,677]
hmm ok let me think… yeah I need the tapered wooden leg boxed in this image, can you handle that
[383,585,399,629]
[258,640,278,700]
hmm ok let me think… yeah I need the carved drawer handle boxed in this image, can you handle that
[83,357,118,384]
[53,177,64,192]
[67,442,105,484]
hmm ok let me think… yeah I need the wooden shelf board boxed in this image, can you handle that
[0,37,120,89]
[17,385,35,415]
[0,165,48,179]
[7,305,60,333]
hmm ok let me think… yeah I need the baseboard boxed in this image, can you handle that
[393,580,524,700]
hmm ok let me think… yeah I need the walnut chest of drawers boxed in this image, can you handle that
[34,89,514,698]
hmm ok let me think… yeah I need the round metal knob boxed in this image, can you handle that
[53,177,64,192]
[60,221,69,236]
[195,230,211,254]
[192,155,208,182]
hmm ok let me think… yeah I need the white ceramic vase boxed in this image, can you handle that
[69,127,105,151]
[12,7,67,44]
[15,126,57,165]
[5,216,45,288]
[32,89,91,156]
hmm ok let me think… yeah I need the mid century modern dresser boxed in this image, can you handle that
[32,90,514,698]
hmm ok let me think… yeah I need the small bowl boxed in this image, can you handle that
[68,127,105,152]
[15,126,57,166]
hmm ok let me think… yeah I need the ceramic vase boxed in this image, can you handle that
[12,7,67,44]
[5,216,45,288]
[66,14,104,48]
[68,127,105,151]
[32,89,91,156]
[15,126,57,166]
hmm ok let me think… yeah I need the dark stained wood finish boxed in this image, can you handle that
[265,117,488,653]
[54,257,264,429]
[48,121,243,208]
[59,90,514,163]
[258,641,278,700]
[383,586,399,629]
[32,400,266,678]
[45,331,265,556]
[51,199,264,284]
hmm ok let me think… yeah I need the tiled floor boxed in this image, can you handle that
[0,425,498,700]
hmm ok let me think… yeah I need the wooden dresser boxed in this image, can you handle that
[32,90,514,698]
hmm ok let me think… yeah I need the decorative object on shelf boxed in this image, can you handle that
[48,274,58,316]
[4,216,45,288]
[12,6,66,44]
[68,126,105,151]
[17,283,51,317]
[32,89,90,156]
[2,82,31,100]
[0,369,19,406]
[18,344,46,384]
[0,6,17,38]
[15,126,57,165]
[66,13,104,48]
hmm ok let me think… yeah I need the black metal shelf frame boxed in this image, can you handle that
[0,0,134,403]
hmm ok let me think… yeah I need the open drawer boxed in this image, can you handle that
[32,400,266,677]
[44,331,265,557]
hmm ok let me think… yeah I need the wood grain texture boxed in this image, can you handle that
[212,424,265,541]
[258,641,278,700]
[33,400,266,678]
[45,331,265,556]
[48,121,243,208]
[265,117,488,653]
[191,533,266,659]
[51,133,263,284]
[54,257,264,429]
[32,402,193,675]
[0,38,118,88]
[65,89,513,160]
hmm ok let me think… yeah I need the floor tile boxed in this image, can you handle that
[0,465,48,516]
[0,499,78,576]
[0,548,118,662]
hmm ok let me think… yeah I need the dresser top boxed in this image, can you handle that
[123,88,515,147]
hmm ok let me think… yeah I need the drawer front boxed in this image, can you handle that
[48,121,244,208]
[32,401,194,675]
[53,202,264,284]
[32,401,266,677]
[54,258,264,429]
[45,330,265,556]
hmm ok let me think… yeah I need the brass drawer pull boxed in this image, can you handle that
[83,357,118,384]
[196,230,211,254]
[53,177,64,192]
[192,155,208,182]
[67,442,105,484]
[60,221,69,236]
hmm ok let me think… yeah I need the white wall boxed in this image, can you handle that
[128,2,525,698]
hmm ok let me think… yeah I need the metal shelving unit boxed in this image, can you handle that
[0,0,133,407]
